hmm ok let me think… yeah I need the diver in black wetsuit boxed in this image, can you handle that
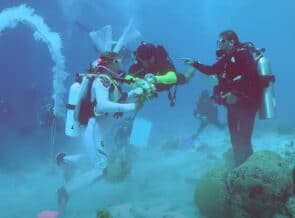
[192,89,225,139]
[126,43,195,106]
[184,30,265,166]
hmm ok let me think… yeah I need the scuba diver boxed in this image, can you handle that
[179,90,225,150]
[125,42,196,106]
[184,30,275,166]
[192,89,226,139]
[55,51,143,216]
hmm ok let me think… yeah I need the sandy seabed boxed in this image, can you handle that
[0,124,294,218]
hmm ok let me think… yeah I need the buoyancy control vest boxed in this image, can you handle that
[65,72,122,137]
[213,43,276,119]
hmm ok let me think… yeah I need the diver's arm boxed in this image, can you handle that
[183,66,196,81]
[193,58,225,75]
[124,74,137,85]
[177,66,196,84]
[155,71,177,85]
[93,78,136,114]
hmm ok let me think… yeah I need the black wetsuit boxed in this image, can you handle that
[193,47,262,165]
[193,93,225,137]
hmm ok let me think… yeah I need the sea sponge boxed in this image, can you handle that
[194,151,294,218]
[227,150,293,218]
[96,208,112,218]
[194,166,231,218]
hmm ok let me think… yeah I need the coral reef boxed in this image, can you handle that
[194,151,295,218]
[227,151,293,218]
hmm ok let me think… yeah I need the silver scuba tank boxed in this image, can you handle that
[257,55,276,120]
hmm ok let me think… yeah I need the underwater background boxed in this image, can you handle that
[0,0,295,218]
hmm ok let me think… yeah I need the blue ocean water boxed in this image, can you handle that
[0,1,295,218]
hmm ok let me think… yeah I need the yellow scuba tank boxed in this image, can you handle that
[65,81,82,137]
[256,53,276,120]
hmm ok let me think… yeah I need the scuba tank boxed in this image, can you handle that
[65,74,84,137]
[240,43,276,120]
[65,82,81,137]
[255,50,276,120]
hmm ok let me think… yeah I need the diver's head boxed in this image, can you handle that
[98,51,122,71]
[216,30,240,57]
[134,43,156,68]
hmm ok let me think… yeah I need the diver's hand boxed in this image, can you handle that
[181,58,195,65]
[144,73,156,84]
[224,92,237,104]
[128,87,143,98]
[135,100,144,111]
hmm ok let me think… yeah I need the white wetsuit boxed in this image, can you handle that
[64,76,136,192]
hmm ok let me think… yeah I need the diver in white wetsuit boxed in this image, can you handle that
[56,51,142,215]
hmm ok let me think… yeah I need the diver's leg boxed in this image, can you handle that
[57,117,111,214]
[64,118,109,192]
[193,121,208,139]
[55,118,96,215]
[56,153,88,184]
[55,152,87,215]
[227,106,240,165]
[235,107,256,165]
